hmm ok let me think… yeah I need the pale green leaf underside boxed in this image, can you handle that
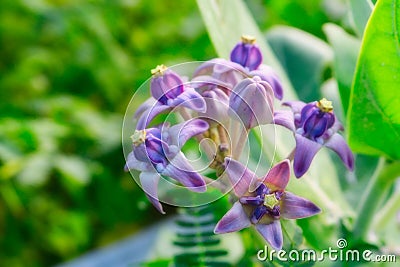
[349,0,374,37]
[323,23,361,113]
[348,0,400,159]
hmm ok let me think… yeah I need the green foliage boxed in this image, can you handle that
[347,0,400,159]
[173,206,230,266]
[349,0,374,37]
[0,0,214,266]
[2,0,400,266]
[267,26,333,102]
[323,23,361,114]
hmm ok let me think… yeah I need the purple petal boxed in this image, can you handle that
[161,152,206,192]
[282,101,306,114]
[139,171,165,214]
[134,98,157,120]
[251,65,283,100]
[273,110,296,131]
[150,69,184,101]
[193,58,226,76]
[124,151,152,172]
[229,77,274,129]
[190,75,232,91]
[199,89,230,123]
[193,59,246,90]
[250,205,268,224]
[281,192,321,219]
[262,159,290,191]
[256,220,283,250]
[193,58,244,76]
[170,87,206,112]
[214,202,251,234]
[224,157,258,197]
[303,110,329,140]
[230,43,262,71]
[166,119,209,149]
[293,134,322,178]
[239,195,264,206]
[324,133,354,171]
[136,103,171,130]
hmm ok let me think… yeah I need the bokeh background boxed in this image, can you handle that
[0,0,351,266]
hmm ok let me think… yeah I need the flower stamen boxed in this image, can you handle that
[241,34,256,44]
[151,64,168,76]
[264,193,279,209]
[317,98,333,113]
[131,130,146,146]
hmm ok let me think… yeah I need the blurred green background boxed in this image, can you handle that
[0,0,347,266]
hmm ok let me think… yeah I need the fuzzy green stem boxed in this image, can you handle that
[352,159,400,240]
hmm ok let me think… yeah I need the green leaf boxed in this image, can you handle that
[54,155,90,185]
[323,23,361,113]
[347,0,400,159]
[196,0,297,100]
[349,0,374,37]
[267,26,333,102]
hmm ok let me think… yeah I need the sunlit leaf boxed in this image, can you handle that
[347,0,400,159]
[349,0,374,37]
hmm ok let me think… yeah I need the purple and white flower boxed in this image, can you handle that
[192,36,284,100]
[229,76,274,129]
[274,98,354,178]
[125,119,209,213]
[214,158,320,250]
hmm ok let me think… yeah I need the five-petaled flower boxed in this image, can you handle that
[274,98,354,178]
[125,119,209,214]
[214,158,321,250]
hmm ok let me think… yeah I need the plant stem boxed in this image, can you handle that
[373,185,400,230]
[352,158,400,240]
[233,128,248,160]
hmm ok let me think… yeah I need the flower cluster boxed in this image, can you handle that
[125,35,354,250]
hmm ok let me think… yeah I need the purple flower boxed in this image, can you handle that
[229,76,274,129]
[274,98,354,178]
[192,36,283,100]
[199,88,230,125]
[249,64,283,100]
[125,119,209,213]
[214,158,320,250]
[192,58,247,93]
[230,35,263,71]
[135,65,206,129]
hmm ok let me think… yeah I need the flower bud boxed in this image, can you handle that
[229,76,274,129]
[230,35,262,71]
[296,98,335,143]
[199,88,230,125]
[150,64,184,105]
